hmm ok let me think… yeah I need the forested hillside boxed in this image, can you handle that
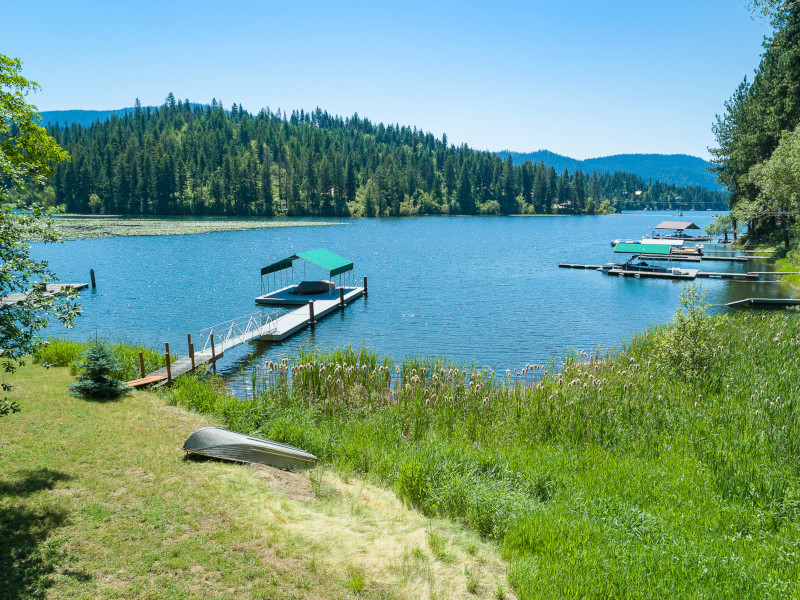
[39,96,728,217]
[497,150,722,191]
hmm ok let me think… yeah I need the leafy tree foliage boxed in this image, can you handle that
[0,54,78,417]
[743,123,800,246]
[711,3,800,244]
[705,213,737,243]
[34,96,726,218]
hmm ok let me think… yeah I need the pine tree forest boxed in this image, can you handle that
[38,95,728,217]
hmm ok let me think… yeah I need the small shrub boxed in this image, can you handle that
[71,343,130,400]
[662,283,714,383]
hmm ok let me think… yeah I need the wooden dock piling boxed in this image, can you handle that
[210,333,217,374]
[139,351,145,378]
[190,343,195,370]
[90,269,96,288]
[363,276,368,296]
[309,301,316,324]
[165,343,172,382]
[339,287,345,309]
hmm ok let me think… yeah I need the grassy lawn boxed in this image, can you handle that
[0,363,512,599]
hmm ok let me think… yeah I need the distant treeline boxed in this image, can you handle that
[39,95,728,217]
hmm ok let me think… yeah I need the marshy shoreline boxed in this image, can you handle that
[29,304,800,598]
[47,214,345,240]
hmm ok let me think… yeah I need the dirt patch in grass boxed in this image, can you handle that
[249,465,316,501]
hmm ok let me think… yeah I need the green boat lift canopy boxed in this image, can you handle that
[614,243,671,255]
[261,248,354,277]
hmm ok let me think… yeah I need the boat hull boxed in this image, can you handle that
[182,427,317,470]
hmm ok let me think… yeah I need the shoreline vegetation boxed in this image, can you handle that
[45,215,344,241]
[1,361,513,599]
[25,296,800,598]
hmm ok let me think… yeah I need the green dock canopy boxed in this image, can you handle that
[614,243,671,255]
[261,248,354,277]
[296,249,353,276]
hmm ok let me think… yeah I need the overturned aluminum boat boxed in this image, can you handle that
[182,427,317,470]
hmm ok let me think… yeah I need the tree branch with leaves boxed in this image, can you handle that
[0,53,78,417]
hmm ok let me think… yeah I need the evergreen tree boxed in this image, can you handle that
[70,343,130,400]
[457,163,474,214]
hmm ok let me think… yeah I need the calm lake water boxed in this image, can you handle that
[33,212,791,390]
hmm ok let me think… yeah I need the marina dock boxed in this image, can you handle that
[144,288,365,388]
[139,248,367,388]
[254,287,365,341]
[696,271,759,280]
[606,268,698,280]
[726,297,800,308]
[558,263,785,281]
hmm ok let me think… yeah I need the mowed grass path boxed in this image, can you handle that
[0,364,512,600]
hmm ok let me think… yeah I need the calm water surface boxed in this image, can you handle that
[33,212,791,390]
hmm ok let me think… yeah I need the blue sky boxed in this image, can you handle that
[5,0,772,159]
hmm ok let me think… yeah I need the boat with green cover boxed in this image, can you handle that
[182,427,317,470]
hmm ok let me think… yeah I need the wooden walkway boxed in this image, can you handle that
[1,283,89,308]
[145,286,365,387]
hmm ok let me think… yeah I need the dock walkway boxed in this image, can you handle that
[252,287,364,341]
[145,286,365,387]
[0,283,89,308]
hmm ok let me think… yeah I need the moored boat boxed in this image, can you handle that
[182,427,317,470]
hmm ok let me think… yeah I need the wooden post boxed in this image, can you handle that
[308,301,316,324]
[165,343,172,382]
[339,287,345,309]
[363,275,368,296]
[210,333,217,374]
[187,333,192,360]
[139,351,145,378]
[90,269,96,289]
[189,343,195,370]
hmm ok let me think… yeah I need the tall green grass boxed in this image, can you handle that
[34,337,166,381]
[163,308,800,598]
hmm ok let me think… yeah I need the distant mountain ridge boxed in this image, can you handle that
[496,150,722,192]
[39,108,136,128]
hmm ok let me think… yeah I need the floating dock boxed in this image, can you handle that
[727,297,800,308]
[606,268,698,280]
[254,288,365,341]
[140,248,368,388]
[558,263,787,282]
[0,282,89,308]
[700,255,748,263]
[696,271,759,281]
[255,284,361,306]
